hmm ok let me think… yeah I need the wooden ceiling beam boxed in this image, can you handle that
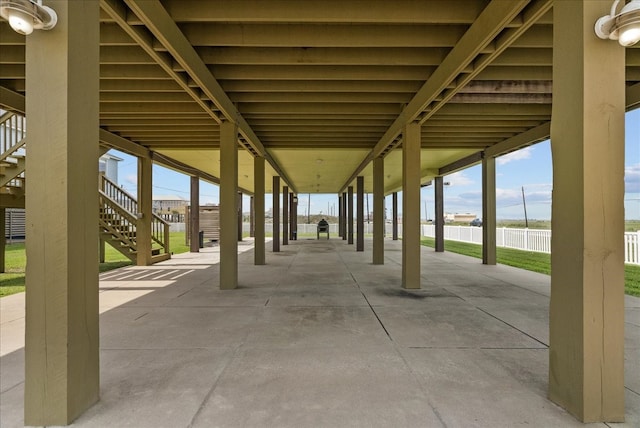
[159,0,487,24]
[372,0,533,158]
[448,93,552,104]
[180,23,469,48]
[125,0,296,192]
[220,80,424,93]
[210,65,440,81]
[195,47,451,66]
[458,80,552,94]
[100,79,184,92]
[230,92,412,104]
[339,0,536,192]
[238,102,402,115]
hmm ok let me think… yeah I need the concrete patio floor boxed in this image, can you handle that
[1,238,639,427]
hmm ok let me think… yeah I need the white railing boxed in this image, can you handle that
[421,225,640,265]
[625,231,640,265]
[237,221,640,265]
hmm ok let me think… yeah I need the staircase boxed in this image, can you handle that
[0,111,26,208]
[1,110,171,264]
[99,175,171,263]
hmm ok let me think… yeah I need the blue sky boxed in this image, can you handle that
[112,109,640,220]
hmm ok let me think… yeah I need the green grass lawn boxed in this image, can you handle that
[0,232,190,298]
[420,237,640,297]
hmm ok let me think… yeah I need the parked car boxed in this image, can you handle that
[470,218,482,227]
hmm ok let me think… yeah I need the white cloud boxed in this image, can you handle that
[446,171,474,187]
[496,147,533,165]
[626,164,640,193]
[125,174,137,185]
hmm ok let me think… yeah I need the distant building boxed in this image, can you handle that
[445,213,477,223]
[153,195,188,213]
[98,153,122,183]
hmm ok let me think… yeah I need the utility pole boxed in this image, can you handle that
[522,186,529,228]
[307,193,311,224]
[424,200,428,223]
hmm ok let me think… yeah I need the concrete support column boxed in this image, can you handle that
[24,1,100,424]
[392,192,398,240]
[249,196,255,238]
[292,194,298,240]
[373,157,384,264]
[190,176,200,253]
[549,1,625,422]
[283,186,289,245]
[0,208,5,274]
[289,193,295,240]
[402,122,421,289]
[356,177,364,251]
[338,195,343,237]
[237,192,243,241]
[273,176,280,252]
[254,156,265,265]
[347,186,354,244]
[435,177,445,252]
[137,156,153,266]
[220,121,239,290]
[482,156,496,265]
[99,239,105,264]
[342,192,347,240]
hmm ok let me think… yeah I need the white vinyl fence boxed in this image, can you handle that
[231,222,640,265]
[421,225,640,266]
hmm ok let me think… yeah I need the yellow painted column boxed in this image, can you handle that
[220,121,239,290]
[402,122,421,289]
[482,156,496,265]
[283,186,289,245]
[289,193,295,240]
[254,156,265,265]
[549,0,625,422]
[273,176,280,252]
[338,195,343,237]
[1,208,5,272]
[190,175,200,252]
[249,196,255,238]
[137,155,153,266]
[24,1,100,424]
[356,176,364,251]
[392,192,398,240]
[347,186,354,244]
[99,239,105,263]
[237,192,243,241]
[434,177,444,252]
[342,192,348,241]
[373,157,384,264]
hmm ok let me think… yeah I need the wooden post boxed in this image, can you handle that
[25,1,100,423]
[373,157,384,264]
[254,156,265,265]
[273,176,280,252]
[402,122,421,289]
[190,176,200,252]
[549,0,625,421]
[357,176,364,251]
[283,186,289,245]
[220,121,239,289]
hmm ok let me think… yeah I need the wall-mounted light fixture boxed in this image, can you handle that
[0,0,57,35]
[595,0,640,46]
